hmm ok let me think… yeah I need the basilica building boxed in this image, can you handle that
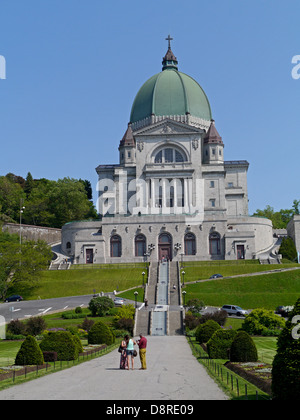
[61,37,274,264]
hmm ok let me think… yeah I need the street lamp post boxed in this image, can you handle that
[181,270,185,287]
[19,202,25,246]
[134,291,138,309]
[142,271,145,287]
[182,290,186,307]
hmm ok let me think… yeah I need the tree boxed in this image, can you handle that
[0,237,52,300]
[272,298,300,400]
[48,177,97,227]
[88,296,114,317]
[279,237,297,261]
[292,199,300,215]
[24,172,34,197]
[0,175,25,221]
[252,199,300,229]
[242,308,285,335]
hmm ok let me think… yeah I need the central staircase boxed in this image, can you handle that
[134,261,184,336]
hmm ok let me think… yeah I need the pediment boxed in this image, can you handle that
[133,119,204,137]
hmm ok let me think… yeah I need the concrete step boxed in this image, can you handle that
[135,310,150,336]
[168,311,184,336]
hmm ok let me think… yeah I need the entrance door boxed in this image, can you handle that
[237,245,245,259]
[86,248,94,264]
[158,233,172,261]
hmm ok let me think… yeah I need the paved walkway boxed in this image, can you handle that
[0,336,227,400]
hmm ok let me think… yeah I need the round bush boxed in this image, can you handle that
[88,321,115,345]
[39,331,78,361]
[195,320,221,344]
[230,331,258,362]
[15,335,44,365]
[242,308,285,335]
[207,329,237,359]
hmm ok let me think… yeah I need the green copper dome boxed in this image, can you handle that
[130,40,212,124]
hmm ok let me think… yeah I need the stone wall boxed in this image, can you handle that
[2,223,61,245]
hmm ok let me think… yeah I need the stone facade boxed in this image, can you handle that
[61,118,274,264]
[287,215,300,252]
[61,40,275,264]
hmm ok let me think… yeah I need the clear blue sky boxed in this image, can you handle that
[0,0,299,214]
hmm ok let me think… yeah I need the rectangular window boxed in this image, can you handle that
[210,181,215,188]
[210,199,216,207]
[164,148,173,163]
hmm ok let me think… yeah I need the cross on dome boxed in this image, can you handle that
[165,34,173,50]
[162,34,178,71]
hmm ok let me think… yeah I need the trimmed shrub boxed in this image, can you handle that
[39,331,78,361]
[88,321,115,345]
[72,334,83,354]
[242,308,285,335]
[207,329,237,359]
[272,297,300,400]
[75,306,83,314]
[195,320,221,344]
[15,335,44,366]
[43,351,58,362]
[26,316,47,336]
[7,319,26,336]
[230,331,258,362]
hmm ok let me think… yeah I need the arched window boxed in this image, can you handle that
[209,232,221,255]
[110,235,122,257]
[135,234,146,257]
[184,233,196,255]
[66,241,71,249]
[154,147,187,163]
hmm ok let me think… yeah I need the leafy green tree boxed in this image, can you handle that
[242,308,285,335]
[279,237,297,261]
[0,175,25,221]
[24,172,34,197]
[0,237,52,300]
[88,296,114,317]
[48,177,97,227]
[272,298,300,400]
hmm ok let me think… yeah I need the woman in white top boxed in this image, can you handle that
[125,334,136,370]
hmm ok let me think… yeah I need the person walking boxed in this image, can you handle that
[137,333,147,370]
[125,334,136,370]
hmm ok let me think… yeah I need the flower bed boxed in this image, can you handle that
[225,361,272,396]
[0,344,108,382]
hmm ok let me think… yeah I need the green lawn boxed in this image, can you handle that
[253,337,278,364]
[180,260,299,282]
[183,268,300,310]
[0,340,22,367]
[9,264,148,300]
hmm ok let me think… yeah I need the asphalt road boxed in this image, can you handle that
[0,335,228,400]
[0,294,98,323]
